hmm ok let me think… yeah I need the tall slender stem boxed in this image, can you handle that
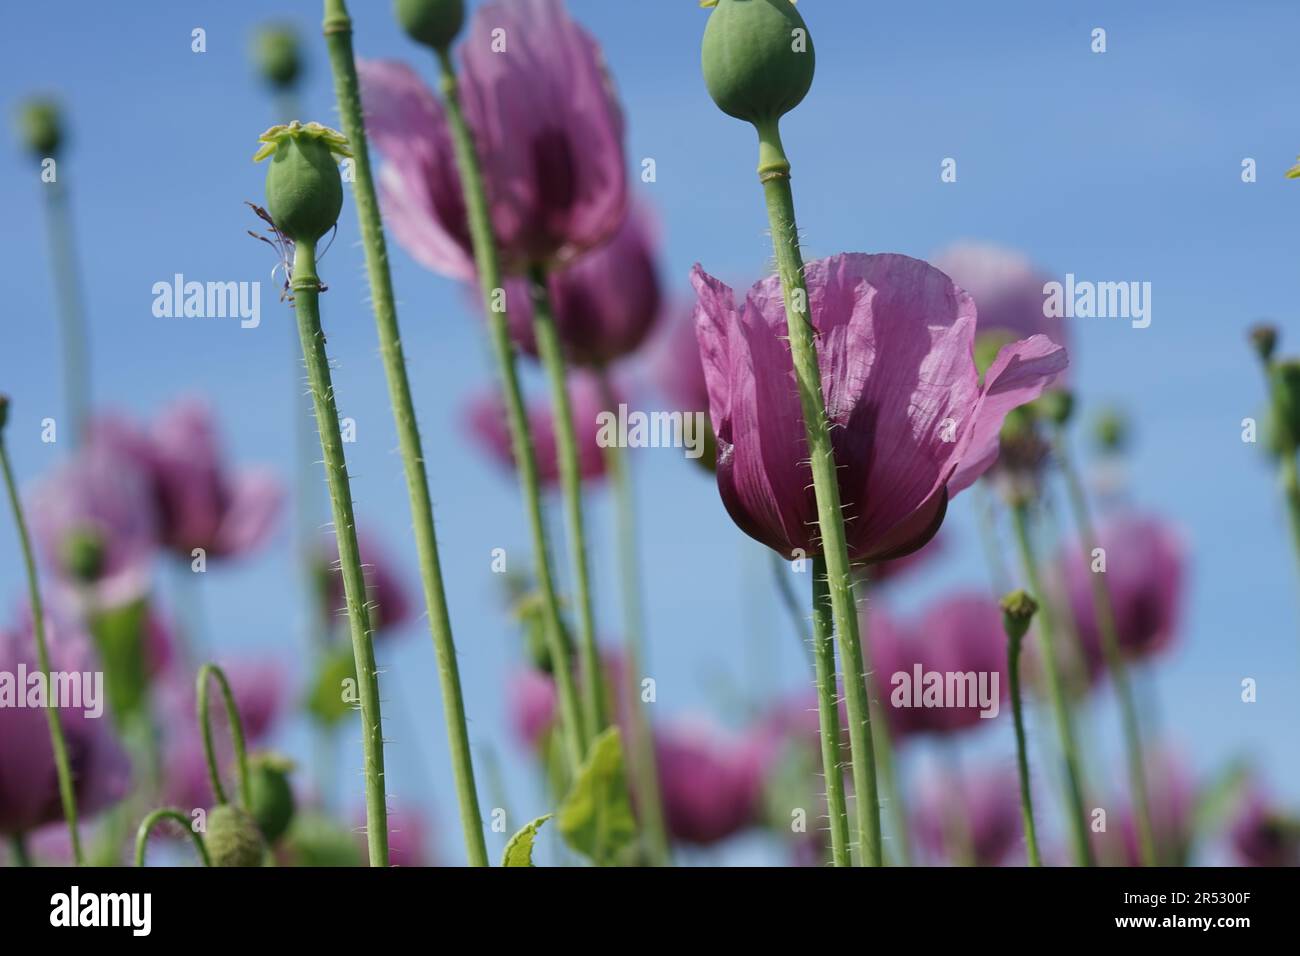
[290,237,388,867]
[322,0,487,867]
[1,431,82,863]
[135,808,211,867]
[855,573,911,866]
[1008,500,1094,866]
[41,181,89,445]
[530,271,605,745]
[1006,624,1042,866]
[597,375,670,866]
[434,47,585,774]
[1280,453,1300,594]
[196,663,253,810]
[754,118,880,865]
[1054,425,1156,866]
[811,557,851,866]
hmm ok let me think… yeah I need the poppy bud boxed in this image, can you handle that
[252,25,302,91]
[60,528,106,583]
[1249,323,1279,364]
[206,804,267,867]
[394,0,465,52]
[253,121,352,245]
[999,589,1038,642]
[1093,407,1129,454]
[701,0,815,126]
[16,97,62,158]
[1037,389,1074,427]
[247,753,296,844]
[1269,359,1300,452]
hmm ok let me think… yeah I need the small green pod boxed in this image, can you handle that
[701,0,815,126]
[17,98,63,158]
[247,753,297,844]
[206,804,267,868]
[394,0,465,52]
[253,25,302,91]
[254,121,351,245]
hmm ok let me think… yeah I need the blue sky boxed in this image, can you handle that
[2,0,1298,865]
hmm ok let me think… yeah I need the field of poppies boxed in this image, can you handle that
[1,0,1298,871]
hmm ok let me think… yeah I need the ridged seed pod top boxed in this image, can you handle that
[701,0,815,126]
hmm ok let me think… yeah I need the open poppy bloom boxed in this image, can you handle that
[691,253,1068,562]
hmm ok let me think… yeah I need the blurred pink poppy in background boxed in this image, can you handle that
[358,0,626,279]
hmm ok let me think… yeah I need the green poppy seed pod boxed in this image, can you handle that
[701,0,815,126]
[394,0,465,53]
[1037,389,1075,427]
[206,804,267,867]
[999,589,1038,643]
[1093,406,1129,454]
[1269,359,1300,453]
[247,753,297,844]
[253,25,302,91]
[1249,322,1279,364]
[16,98,62,158]
[60,529,106,583]
[253,121,352,245]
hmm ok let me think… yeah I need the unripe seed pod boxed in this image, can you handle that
[701,0,815,126]
[206,804,267,868]
[253,121,352,245]
[253,25,303,91]
[17,98,62,158]
[247,753,296,844]
[1093,407,1130,454]
[394,0,465,53]
[1000,589,1038,642]
[1249,323,1279,364]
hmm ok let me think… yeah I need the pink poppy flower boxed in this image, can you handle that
[358,0,626,278]
[692,253,1067,562]
[1053,512,1186,681]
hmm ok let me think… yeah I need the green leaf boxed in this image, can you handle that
[555,727,637,865]
[502,813,552,867]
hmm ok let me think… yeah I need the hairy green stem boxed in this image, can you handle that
[135,808,211,867]
[41,181,89,445]
[1,433,83,863]
[530,270,604,744]
[434,47,585,774]
[811,558,851,866]
[323,0,487,867]
[597,375,670,866]
[290,238,389,866]
[1006,626,1042,866]
[754,118,880,865]
[196,663,252,810]
[1009,500,1094,866]
[1054,425,1155,866]
[855,573,911,866]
